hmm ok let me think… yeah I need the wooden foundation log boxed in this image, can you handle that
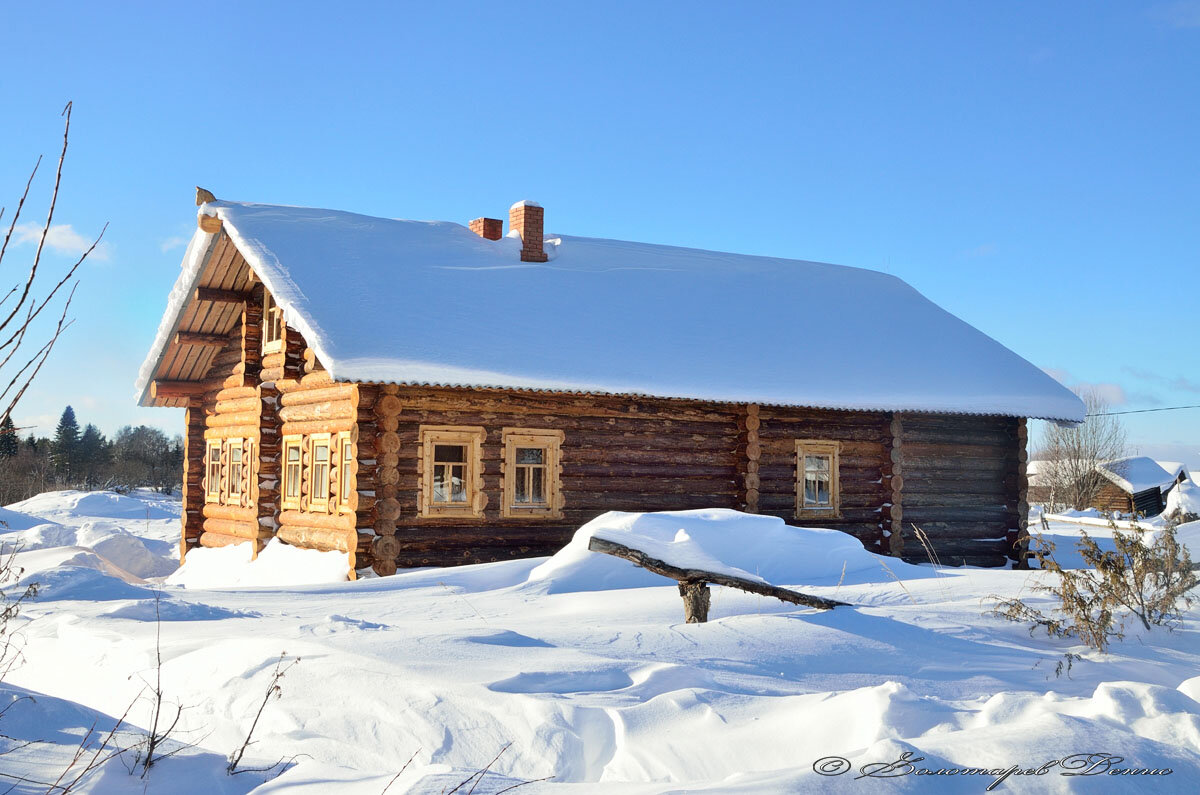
[679,581,711,624]
[275,524,354,553]
[199,531,256,549]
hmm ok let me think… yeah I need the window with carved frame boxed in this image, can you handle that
[501,428,563,519]
[281,435,303,510]
[204,440,221,503]
[794,439,841,517]
[419,426,484,518]
[262,292,283,354]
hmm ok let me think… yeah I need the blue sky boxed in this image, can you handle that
[1,2,1197,464]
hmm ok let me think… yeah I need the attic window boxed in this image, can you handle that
[263,293,283,354]
[419,426,484,518]
[795,440,840,517]
[501,428,564,519]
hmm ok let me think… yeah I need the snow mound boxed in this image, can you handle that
[8,489,178,521]
[168,538,349,589]
[0,505,50,533]
[528,509,880,594]
[1166,481,1200,521]
[30,565,157,602]
[9,520,175,579]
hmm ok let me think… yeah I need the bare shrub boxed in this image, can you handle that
[992,516,1198,652]
[0,541,37,680]
[227,652,300,775]
[0,102,104,433]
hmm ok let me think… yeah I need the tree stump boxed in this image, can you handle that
[678,581,711,623]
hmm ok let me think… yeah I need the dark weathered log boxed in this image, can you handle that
[195,286,250,304]
[587,536,848,614]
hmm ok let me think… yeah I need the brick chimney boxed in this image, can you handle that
[509,200,548,262]
[468,217,503,240]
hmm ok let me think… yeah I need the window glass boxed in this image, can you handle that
[432,444,468,504]
[284,443,301,500]
[229,444,243,496]
[311,441,330,501]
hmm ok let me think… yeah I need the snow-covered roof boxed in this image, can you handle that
[1155,461,1191,483]
[136,200,1085,421]
[1098,456,1178,494]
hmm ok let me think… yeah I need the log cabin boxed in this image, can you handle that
[136,192,1085,576]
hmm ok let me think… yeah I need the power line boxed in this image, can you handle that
[1087,404,1200,417]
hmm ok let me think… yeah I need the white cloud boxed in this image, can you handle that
[1040,367,1138,407]
[160,235,189,253]
[12,223,111,261]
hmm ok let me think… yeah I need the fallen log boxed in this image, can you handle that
[587,536,849,623]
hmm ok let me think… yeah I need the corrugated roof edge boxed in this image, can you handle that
[330,376,1079,422]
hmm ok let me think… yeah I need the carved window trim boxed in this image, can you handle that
[418,425,485,519]
[335,431,355,513]
[281,435,303,511]
[204,440,221,503]
[794,439,841,518]
[501,428,564,519]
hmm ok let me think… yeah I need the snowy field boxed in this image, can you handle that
[2,491,1200,793]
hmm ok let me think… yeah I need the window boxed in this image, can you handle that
[419,426,484,518]
[502,428,564,519]
[204,440,221,502]
[228,442,243,498]
[262,293,283,353]
[282,436,302,510]
[310,434,331,510]
[795,440,840,516]
[337,432,354,511]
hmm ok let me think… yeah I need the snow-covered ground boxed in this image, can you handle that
[2,491,1199,793]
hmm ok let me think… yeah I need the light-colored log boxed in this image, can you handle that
[151,380,204,400]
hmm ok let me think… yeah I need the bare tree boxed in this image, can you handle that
[1035,388,1127,512]
[0,102,105,430]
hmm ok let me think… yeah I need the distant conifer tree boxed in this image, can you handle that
[52,405,81,483]
[0,414,17,458]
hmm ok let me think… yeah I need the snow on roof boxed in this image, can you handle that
[1155,461,1191,482]
[136,201,1085,421]
[1098,456,1178,494]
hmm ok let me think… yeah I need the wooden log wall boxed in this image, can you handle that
[755,406,889,553]
[196,326,267,551]
[272,329,364,573]
[896,413,1022,567]
[179,399,205,562]
[379,388,742,569]
[883,413,904,557]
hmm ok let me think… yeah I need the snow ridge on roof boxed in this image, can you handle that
[136,200,1085,422]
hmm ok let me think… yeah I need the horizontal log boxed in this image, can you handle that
[279,385,359,408]
[276,524,354,553]
[195,286,250,304]
[280,418,356,436]
[198,531,256,549]
[202,517,267,539]
[588,536,848,610]
[277,510,356,530]
[151,380,204,400]
[175,331,229,348]
[278,400,358,423]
